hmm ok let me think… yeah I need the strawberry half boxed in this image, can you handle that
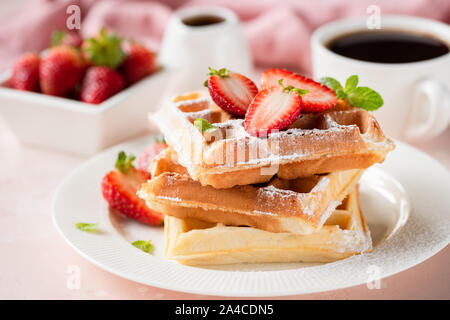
[206,67,258,116]
[244,80,305,137]
[261,68,337,113]
[101,151,164,226]
[137,141,168,171]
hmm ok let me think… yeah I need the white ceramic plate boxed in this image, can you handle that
[52,135,450,297]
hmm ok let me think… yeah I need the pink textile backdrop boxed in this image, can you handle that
[0,0,449,75]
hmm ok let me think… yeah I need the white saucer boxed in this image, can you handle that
[52,136,450,296]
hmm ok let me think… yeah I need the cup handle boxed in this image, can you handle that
[405,78,450,140]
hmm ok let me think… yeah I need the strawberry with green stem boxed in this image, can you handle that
[82,28,125,69]
[205,67,258,116]
[101,151,164,226]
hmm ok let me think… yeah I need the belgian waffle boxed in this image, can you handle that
[150,91,394,189]
[164,186,372,265]
[138,147,364,234]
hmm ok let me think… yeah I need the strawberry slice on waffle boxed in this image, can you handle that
[206,67,258,116]
[244,80,306,137]
[261,68,337,113]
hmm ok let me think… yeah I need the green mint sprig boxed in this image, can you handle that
[194,118,217,133]
[132,240,154,253]
[115,151,135,174]
[75,222,98,233]
[319,75,383,111]
[278,79,308,98]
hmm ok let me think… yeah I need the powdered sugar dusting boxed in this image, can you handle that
[319,201,342,225]
[312,177,330,192]
[252,210,278,216]
[157,195,182,202]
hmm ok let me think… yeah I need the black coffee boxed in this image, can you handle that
[328,31,449,63]
[182,15,225,27]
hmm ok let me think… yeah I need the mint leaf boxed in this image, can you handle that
[320,75,384,111]
[345,75,358,93]
[75,222,98,233]
[347,87,384,111]
[194,118,217,133]
[132,240,154,253]
[335,88,347,99]
[319,77,343,93]
[115,151,135,173]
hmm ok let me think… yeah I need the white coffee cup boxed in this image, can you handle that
[311,15,450,141]
[158,6,253,94]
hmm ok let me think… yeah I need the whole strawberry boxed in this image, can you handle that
[39,46,84,96]
[10,52,40,92]
[80,66,125,104]
[120,43,157,85]
[51,30,83,48]
[101,151,164,226]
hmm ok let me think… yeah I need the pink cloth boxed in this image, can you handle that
[0,0,450,74]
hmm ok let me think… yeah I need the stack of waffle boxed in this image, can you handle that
[138,91,395,265]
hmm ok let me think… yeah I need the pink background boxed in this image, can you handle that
[1,0,450,74]
[0,0,449,299]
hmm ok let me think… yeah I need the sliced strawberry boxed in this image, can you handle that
[101,151,164,226]
[261,68,336,113]
[207,68,258,116]
[137,142,168,171]
[244,84,303,137]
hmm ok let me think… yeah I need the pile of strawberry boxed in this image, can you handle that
[204,67,338,137]
[9,29,157,104]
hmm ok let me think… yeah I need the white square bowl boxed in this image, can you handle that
[0,68,172,156]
